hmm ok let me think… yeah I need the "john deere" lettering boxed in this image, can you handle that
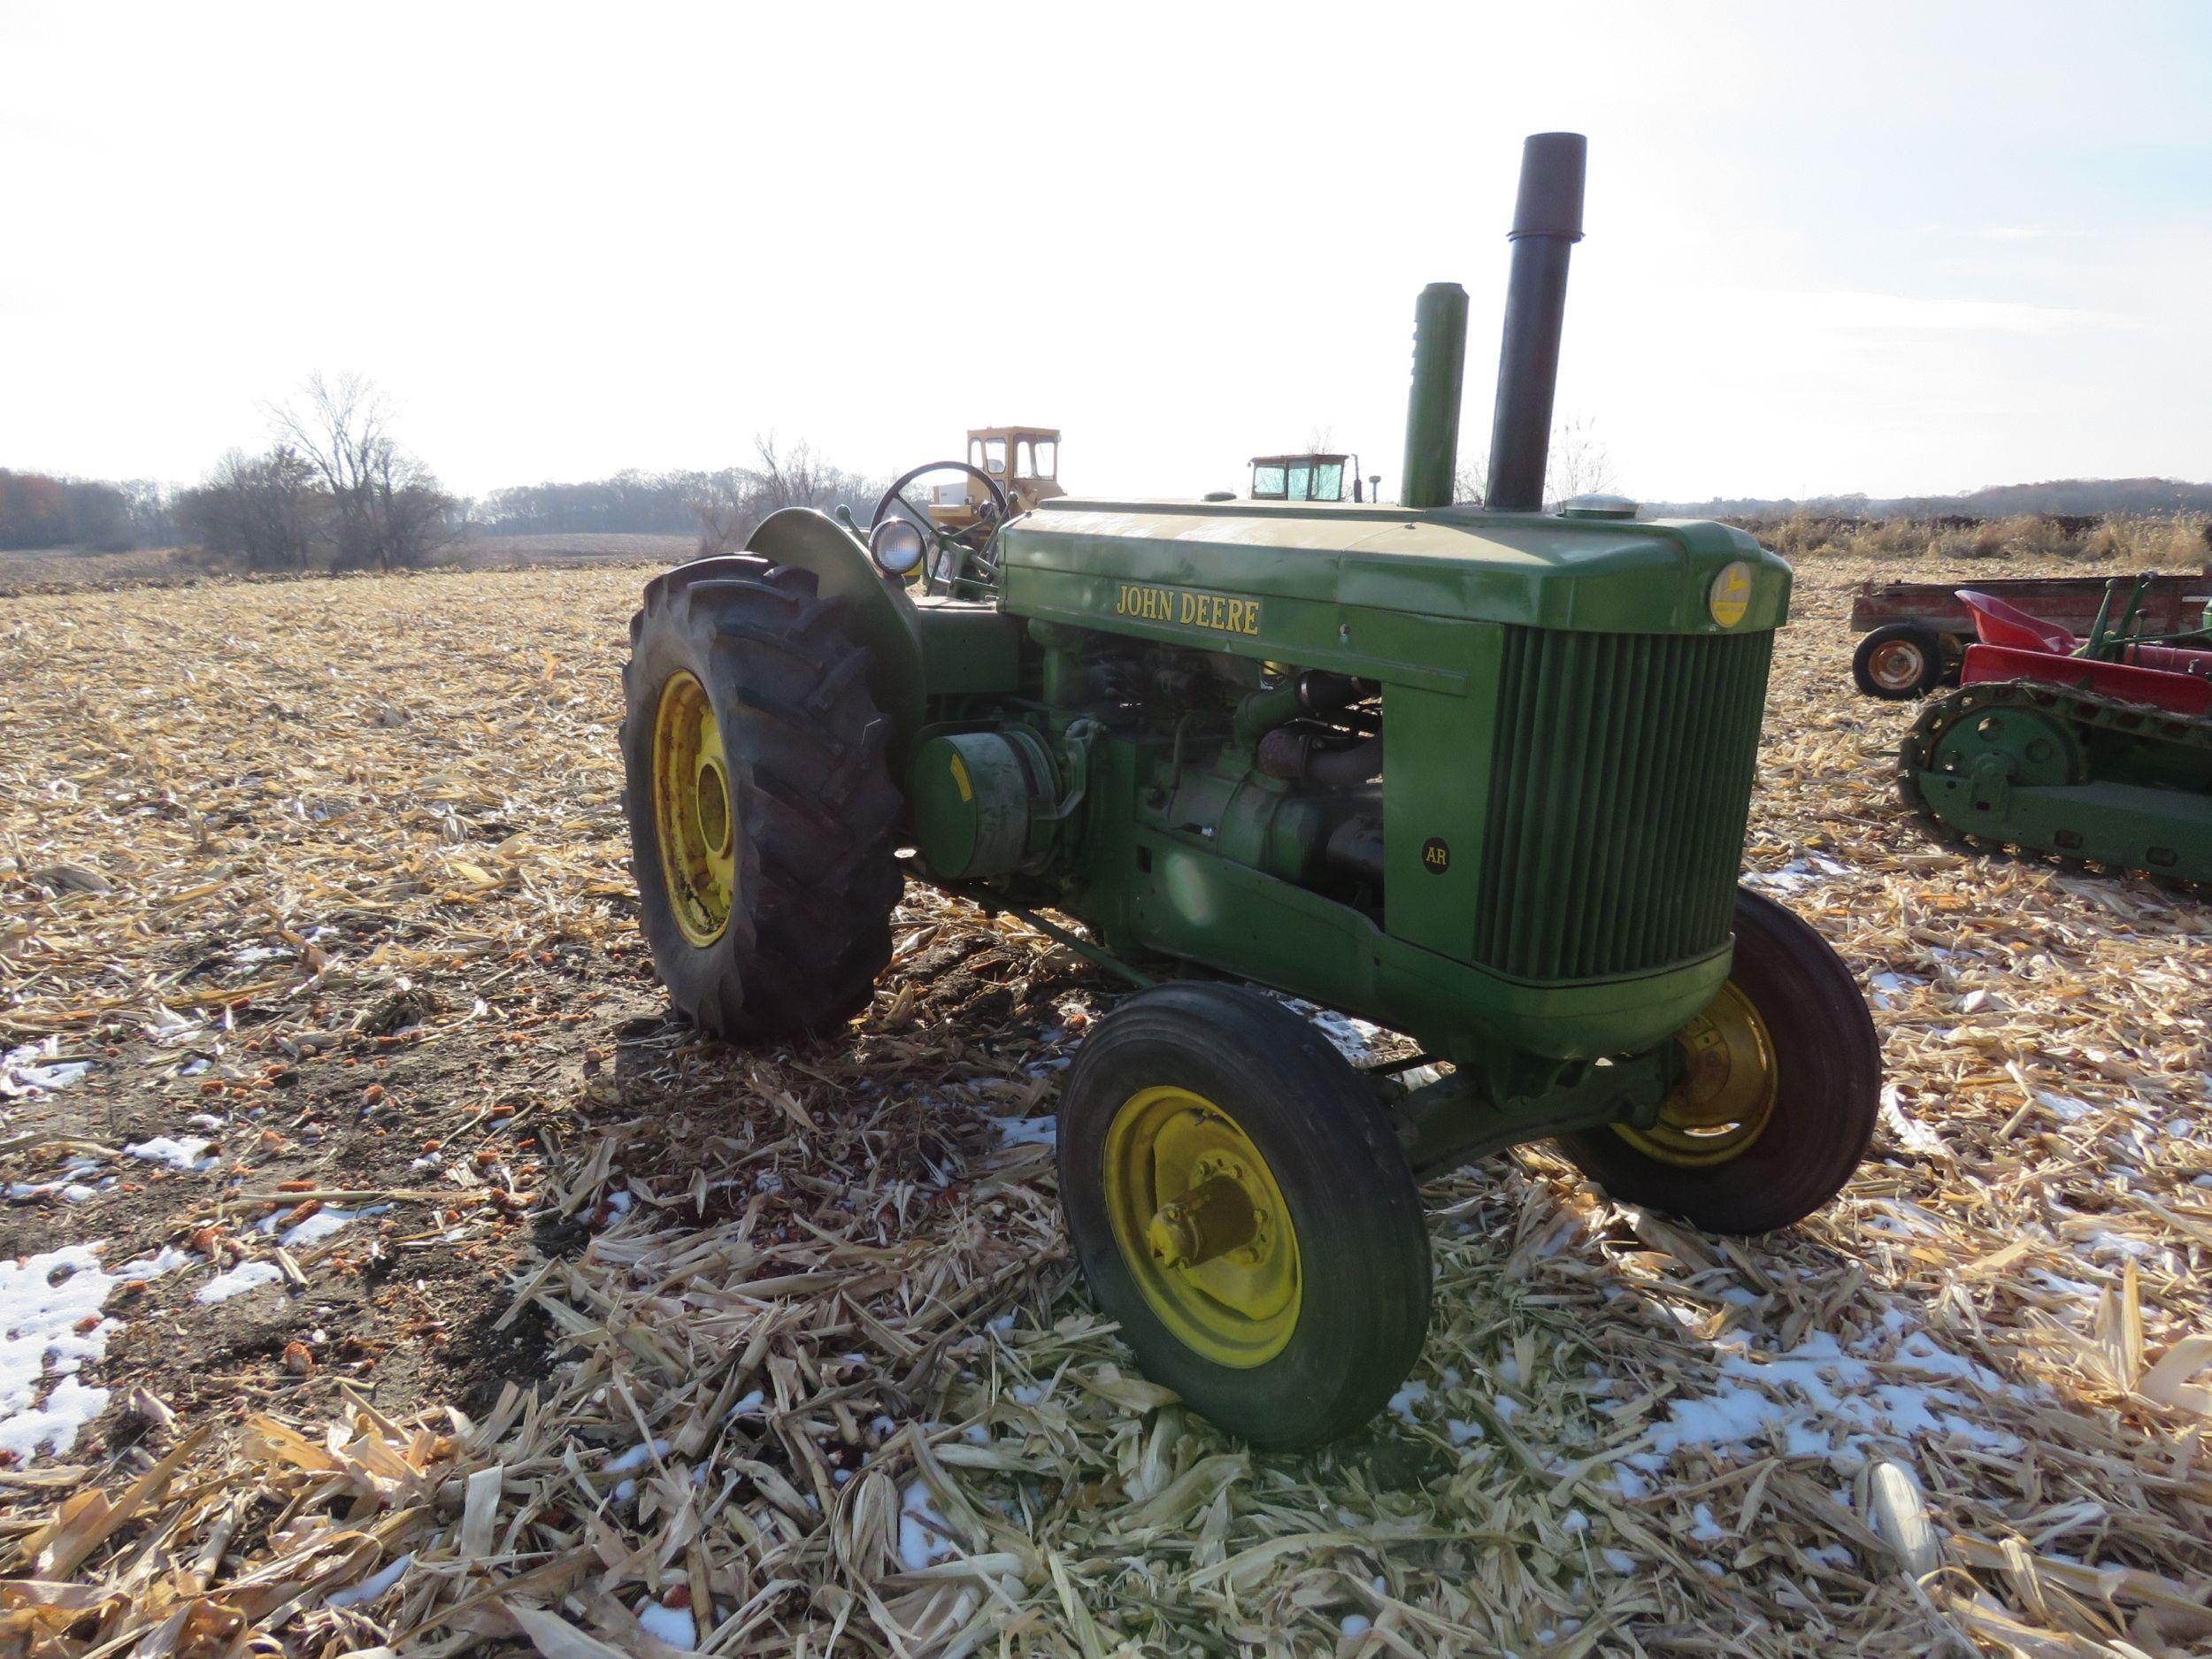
[1112,583,1263,636]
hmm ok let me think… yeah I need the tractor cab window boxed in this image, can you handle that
[1032,438,1057,478]
[1285,464,1314,501]
[1311,461,1344,501]
[982,438,1007,476]
[1016,440,1037,479]
[1251,464,1287,498]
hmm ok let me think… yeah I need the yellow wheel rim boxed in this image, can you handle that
[1614,981,1778,1167]
[651,671,736,946]
[1101,1087,1300,1367]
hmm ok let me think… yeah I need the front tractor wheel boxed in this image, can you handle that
[1556,887,1879,1233]
[1057,983,1431,1449]
[620,556,902,1041]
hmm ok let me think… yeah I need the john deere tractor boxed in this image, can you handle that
[620,134,1881,1448]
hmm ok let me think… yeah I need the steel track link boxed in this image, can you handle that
[1896,677,2212,890]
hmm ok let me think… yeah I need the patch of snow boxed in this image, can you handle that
[1386,1379,1429,1425]
[1340,1613,1373,1637]
[726,1389,767,1419]
[186,1112,225,1131]
[116,1246,192,1280]
[992,1115,1058,1148]
[1742,856,1849,895]
[899,1479,957,1569]
[1,1042,91,1097]
[636,1600,696,1647]
[123,1136,213,1171]
[280,1208,355,1248]
[1878,1086,1946,1156]
[196,1261,284,1304]
[326,1553,411,1608]
[1599,1548,1637,1574]
[0,1244,186,1460]
[1264,994,1389,1063]
[1447,1418,1484,1446]
[605,1437,672,1473]
[1641,1325,2022,1464]
[1688,1503,1725,1542]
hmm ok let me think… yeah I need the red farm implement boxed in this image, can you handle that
[1848,569,2210,700]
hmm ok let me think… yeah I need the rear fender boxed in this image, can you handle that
[745,508,926,746]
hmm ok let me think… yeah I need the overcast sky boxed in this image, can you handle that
[4,1,2207,505]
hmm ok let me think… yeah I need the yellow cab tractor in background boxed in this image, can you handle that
[929,426,1065,533]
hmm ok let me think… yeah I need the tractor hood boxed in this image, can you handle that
[998,498,1790,649]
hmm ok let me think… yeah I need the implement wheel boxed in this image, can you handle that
[620,556,902,1040]
[1556,888,1878,1233]
[1852,624,1947,700]
[1057,982,1430,1448]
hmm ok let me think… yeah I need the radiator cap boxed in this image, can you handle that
[1559,495,1639,519]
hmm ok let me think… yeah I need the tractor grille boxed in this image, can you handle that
[1474,626,1773,981]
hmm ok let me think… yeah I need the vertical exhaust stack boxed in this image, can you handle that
[1484,133,1586,513]
[1400,282,1470,511]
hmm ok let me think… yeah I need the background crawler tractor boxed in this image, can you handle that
[620,133,1882,1448]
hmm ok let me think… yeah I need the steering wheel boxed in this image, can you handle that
[871,461,1011,594]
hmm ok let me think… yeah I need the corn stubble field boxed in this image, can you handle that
[2,552,2208,1658]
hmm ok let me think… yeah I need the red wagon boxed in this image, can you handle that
[1847,570,2211,699]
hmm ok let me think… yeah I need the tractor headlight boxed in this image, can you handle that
[870,518,927,577]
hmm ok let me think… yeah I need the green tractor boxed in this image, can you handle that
[620,133,1881,1448]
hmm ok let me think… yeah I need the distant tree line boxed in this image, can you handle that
[477,436,892,555]
[11,415,892,569]
[0,471,174,550]
[1647,477,2212,522]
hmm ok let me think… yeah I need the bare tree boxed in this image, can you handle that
[1546,415,1619,506]
[1450,417,1617,507]
[272,373,455,569]
[692,434,887,556]
[177,447,321,569]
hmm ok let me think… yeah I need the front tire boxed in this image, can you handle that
[619,556,902,1041]
[1057,983,1431,1449]
[1555,888,1879,1233]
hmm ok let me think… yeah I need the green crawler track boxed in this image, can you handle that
[1899,679,2212,887]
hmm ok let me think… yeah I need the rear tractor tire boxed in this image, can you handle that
[1056,982,1432,1449]
[1852,624,1947,701]
[619,555,902,1041]
[1556,887,1879,1233]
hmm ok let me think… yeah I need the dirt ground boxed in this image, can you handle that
[2,553,2208,1656]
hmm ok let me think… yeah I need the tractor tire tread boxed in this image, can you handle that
[621,560,902,1041]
